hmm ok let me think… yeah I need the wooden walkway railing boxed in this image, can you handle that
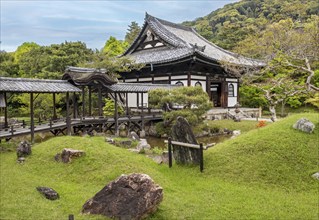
[0,114,162,141]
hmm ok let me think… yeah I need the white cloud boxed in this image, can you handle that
[1,0,238,52]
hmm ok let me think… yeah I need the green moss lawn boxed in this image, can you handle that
[0,113,318,219]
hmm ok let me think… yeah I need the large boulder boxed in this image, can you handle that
[36,187,59,200]
[171,117,200,165]
[82,173,163,220]
[16,141,31,158]
[55,148,85,163]
[293,118,315,133]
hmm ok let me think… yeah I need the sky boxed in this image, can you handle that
[1,0,238,52]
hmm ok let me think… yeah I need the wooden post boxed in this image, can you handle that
[187,72,191,87]
[168,137,172,168]
[199,143,204,172]
[52,93,57,120]
[98,86,102,116]
[168,73,171,84]
[88,86,92,116]
[4,92,8,128]
[141,93,144,129]
[68,214,74,220]
[66,92,71,135]
[73,93,77,119]
[125,92,129,116]
[30,93,35,143]
[82,86,85,118]
[114,92,119,136]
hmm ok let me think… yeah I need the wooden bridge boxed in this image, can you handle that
[0,113,162,141]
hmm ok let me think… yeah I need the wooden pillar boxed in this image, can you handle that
[114,92,119,136]
[141,93,144,127]
[206,74,211,100]
[168,73,171,84]
[30,93,35,143]
[88,86,92,116]
[168,137,172,168]
[53,93,57,120]
[66,92,71,135]
[140,92,145,138]
[4,92,8,128]
[199,143,204,172]
[151,74,154,84]
[125,92,129,115]
[187,72,191,87]
[237,78,240,104]
[82,86,85,117]
[98,86,102,116]
[73,93,76,119]
[136,75,139,108]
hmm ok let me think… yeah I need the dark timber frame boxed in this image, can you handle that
[0,77,81,143]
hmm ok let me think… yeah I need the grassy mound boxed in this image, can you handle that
[0,113,318,219]
[205,113,318,191]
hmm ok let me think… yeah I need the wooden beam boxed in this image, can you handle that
[30,93,35,143]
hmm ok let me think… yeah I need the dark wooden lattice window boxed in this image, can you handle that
[228,83,234,97]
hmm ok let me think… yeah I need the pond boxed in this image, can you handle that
[146,134,231,149]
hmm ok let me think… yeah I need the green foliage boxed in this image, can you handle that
[149,86,212,127]
[14,41,94,79]
[183,0,319,50]
[14,42,40,63]
[7,93,64,119]
[102,36,129,57]
[103,98,124,116]
[0,51,19,77]
[239,85,267,108]
[125,21,141,45]
[1,113,318,219]
[305,93,319,109]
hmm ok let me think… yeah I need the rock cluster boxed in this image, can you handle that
[17,141,32,158]
[293,118,315,133]
[55,148,85,163]
[82,173,163,220]
[36,186,59,200]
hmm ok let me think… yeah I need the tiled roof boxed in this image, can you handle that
[124,13,265,67]
[0,77,81,93]
[106,83,180,93]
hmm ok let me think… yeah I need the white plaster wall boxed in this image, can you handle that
[227,82,238,107]
[228,97,237,107]
[127,93,137,107]
[191,80,206,91]
[171,80,188,86]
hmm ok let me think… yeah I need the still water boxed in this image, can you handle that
[146,135,231,149]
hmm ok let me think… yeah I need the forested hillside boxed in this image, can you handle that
[183,0,319,50]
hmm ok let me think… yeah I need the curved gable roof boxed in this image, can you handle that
[62,66,117,87]
[123,13,265,67]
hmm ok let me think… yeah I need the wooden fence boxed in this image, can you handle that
[165,137,207,172]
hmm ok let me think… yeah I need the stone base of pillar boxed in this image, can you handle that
[139,130,146,138]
